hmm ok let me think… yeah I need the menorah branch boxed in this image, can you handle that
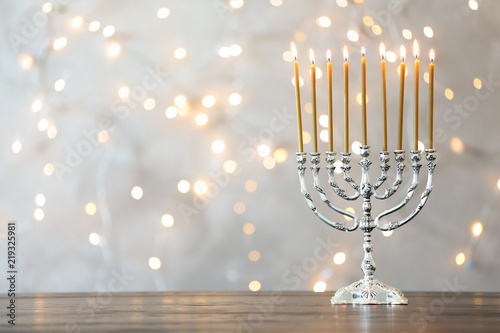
[372,150,406,200]
[297,153,359,232]
[375,149,436,231]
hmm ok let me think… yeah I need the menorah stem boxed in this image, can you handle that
[361,232,376,281]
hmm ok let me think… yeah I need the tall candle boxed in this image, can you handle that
[361,47,367,146]
[413,40,419,151]
[398,45,406,150]
[327,50,333,152]
[380,43,388,151]
[429,49,435,149]
[310,49,318,153]
[343,46,349,153]
[291,42,303,152]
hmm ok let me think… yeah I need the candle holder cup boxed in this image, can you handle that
[296,145,436,304]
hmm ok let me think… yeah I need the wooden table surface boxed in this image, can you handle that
[2,292,499,332]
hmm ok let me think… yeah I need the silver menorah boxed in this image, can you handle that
[296,145,436,304]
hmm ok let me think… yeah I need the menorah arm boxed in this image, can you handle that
[372,150,405,200]
[296,153,359,232]
[340,153,360,192]
[372,151,390,190]
[375,150,436,231]
[325,152,360,201]
[373,150,422,229]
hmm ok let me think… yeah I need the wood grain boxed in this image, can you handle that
[1,292,499,332]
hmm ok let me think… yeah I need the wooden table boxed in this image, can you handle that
[2,292,499,332]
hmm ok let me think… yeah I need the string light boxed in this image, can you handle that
[32,100,42,112]
[143,98,156,110]
[219,47,231,58]
[445,88,454,100]
[257,144,271,157]
[174,48,187,59]
[89,21,101,32]
[244,179,258,192]
[344,207,355,221]
[194,181,208,195]
[85,202,97,215]
[234,202,246,214]
[44,163,55,176]
[469,0,478,11]
[402,29,412,39]
[103,25,116,37]
[149,257,161,270]
[230,0,244,9]
[450,137,464,154]
[38,119,49,131]
[230,45,242,56]
[12,141,22,154]
[333,252,346,265]
[472,222,482,237]
[42,2,53,13]
[118,86,130,98]
[53,37,68,50]
[178,180,190,193]
[223,160,238,174]
[98,130,109,143]
[316,16,331,28]
[243,223,255,235]
[194,113,208,126]
[157,7,170,19]
[71,16,84,28]
[248,280,261,291]
[356,92,369,105]
[473,78,482,89]
[202,95,216,108]
[162,214,174,227]
[54,79,65,92]
[456,253,465,266]
[19,54,34,70]
[273,149,288,163]
[263,157,276,169]
[174,95,187,107]
[313,281,327,292]
[131,186,144,200]
[35,194,46,207]
[333,160,343,174]
[320,130,328,143]
[107,43,121,57]
[89,233,100,245]
[351,141,362,155]
[362,16,374,26]
[34,208,45,221]
[319,115,328,128]
[347,30,359,42]
[165,106,178,119]
[228,93,242,105]
[386,51,396,63]
[248,250,261,262]
[212,140,226,153]
[302,132,311,144]
[423,26,434,38]
[336,0,348,7]
[270,0,282,6]
[371,25,382,35]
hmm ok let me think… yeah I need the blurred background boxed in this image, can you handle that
[0,0,499,293]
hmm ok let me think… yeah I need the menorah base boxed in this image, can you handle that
[331,279,408,305]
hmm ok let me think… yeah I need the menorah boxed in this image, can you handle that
[296,147,436,304]
[291,40,437,304]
